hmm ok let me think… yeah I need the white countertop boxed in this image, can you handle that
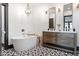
[43,30,77,33]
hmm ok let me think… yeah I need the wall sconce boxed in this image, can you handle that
[45,11,48,14]
[25,3,31,16]
[76,4,79,9]
[58,8,61,12]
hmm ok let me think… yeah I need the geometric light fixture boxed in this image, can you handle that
[25,3,31,16]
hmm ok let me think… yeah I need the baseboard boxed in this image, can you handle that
[2,43,13,50]
[43,43,79,51]
[6,44,79,51]
[2,43,79,51]
[8,44,13,49]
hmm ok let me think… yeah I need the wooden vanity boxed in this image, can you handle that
[43,31,77,55]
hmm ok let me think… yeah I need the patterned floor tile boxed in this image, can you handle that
[1,46,77,56]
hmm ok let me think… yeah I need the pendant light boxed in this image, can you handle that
[25,3,31,15]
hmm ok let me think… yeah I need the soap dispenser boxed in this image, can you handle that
[73,28,75,32]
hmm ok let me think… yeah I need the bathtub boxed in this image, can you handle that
[11,35,38,51]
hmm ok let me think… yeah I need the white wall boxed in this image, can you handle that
[8,3,48,45]
[8,3,79,46]
[73,3,79,46]
[8,3,33,45]
[8,3,64,45]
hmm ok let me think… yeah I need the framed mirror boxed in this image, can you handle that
[48,7,56,30]
[63,3,73,31]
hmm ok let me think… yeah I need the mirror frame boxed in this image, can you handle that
[63,3,73,31]
[49,7,56,30]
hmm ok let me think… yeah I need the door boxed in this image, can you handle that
[1,3,8,50]
[0,3,8,56]
[0,4,2,56]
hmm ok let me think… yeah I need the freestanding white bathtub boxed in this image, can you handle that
[11,35,38,51]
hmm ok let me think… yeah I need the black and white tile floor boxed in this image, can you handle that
[1,47,78,56]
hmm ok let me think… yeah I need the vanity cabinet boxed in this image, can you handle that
[43,31,77,55]
[43,32,57,44]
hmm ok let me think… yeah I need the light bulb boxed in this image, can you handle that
[25,9,31,15]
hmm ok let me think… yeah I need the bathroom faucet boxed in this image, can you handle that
[21,29,26,37]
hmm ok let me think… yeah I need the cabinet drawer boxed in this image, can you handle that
[43,32,56,37]
[43,37,57,44]
[48,38,57,44]
[57,33,74,38]
[57,38,74,47]
[57,41,74,47]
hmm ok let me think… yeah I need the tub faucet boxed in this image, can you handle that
[21,29,26,37]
